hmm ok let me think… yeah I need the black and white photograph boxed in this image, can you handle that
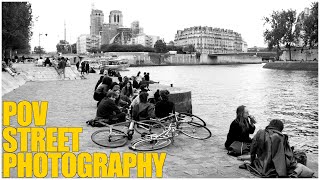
[2,0,318,178]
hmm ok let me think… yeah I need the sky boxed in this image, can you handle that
[24,0,316,52]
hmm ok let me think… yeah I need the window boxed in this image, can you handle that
[114,15,116,22]
[117,15,119,22]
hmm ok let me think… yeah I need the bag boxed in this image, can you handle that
[293,150,307,166]
[228,141,251,157]
[289,163,314,178]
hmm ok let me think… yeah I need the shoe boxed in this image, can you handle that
[239,163,247,169]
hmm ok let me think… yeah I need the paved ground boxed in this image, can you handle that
[2,66,318,178]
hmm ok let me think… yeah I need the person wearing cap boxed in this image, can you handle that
[132,92,155,121]
[155,90,175,118]
[95,91,126,124]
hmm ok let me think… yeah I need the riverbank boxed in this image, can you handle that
[263,61,318,71]
[2,65,318,178]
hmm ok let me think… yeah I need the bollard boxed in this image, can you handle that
[170,84,173,87]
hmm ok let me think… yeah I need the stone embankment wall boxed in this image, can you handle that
[201,54,262,64]
[2,64,82,96]
[105,52,262,65]
[148,84,192,113]
[280,48,318,61]
[263,62,318,71]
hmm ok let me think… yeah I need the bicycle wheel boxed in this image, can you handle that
[134,120,166,135]
[91,129,128,148]
[177,112,206,126]
[177,122,211,139]
[130,138,172,151]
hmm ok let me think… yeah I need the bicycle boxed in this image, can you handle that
[129,113,212,151]
[91,118,166,148]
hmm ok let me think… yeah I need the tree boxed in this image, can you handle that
[263,9,298,60]
[299,2,318,48]
[34,46,45,55]
[154,40,167,53]
[71,43,77,54]
[183,44,196,53]
[2,2,33,57]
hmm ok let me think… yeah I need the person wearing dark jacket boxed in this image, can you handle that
[132,92,155,121]
[225,105,256,150]
[246,119,299,177]
[95,91,126,124]
[155,90,175,118]
[132,76,139,89]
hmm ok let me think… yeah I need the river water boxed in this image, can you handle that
[119,63,318,154]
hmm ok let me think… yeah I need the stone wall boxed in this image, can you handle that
[201,54,262,64]
[263,62,318,71]
[280,48,318,61]
[148,84,192,113]
[2,64,82,96]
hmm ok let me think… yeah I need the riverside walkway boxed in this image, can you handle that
[2,64,318,178]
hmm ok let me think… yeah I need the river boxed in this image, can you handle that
[119,63,318,154]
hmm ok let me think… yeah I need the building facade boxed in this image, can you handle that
[109,10,123,27]
[90,9,104,36]
[131,34,160,47]
[101,23,118,45]
[109,27,132,45]
[77,34,101,54]
[174,26,246,54]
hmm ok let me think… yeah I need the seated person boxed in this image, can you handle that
[112,85,130,109]
[225,105,256,150]
[44,57,52,66]
[132,92,155,121]
[94,76,112,106]
[247,119,313,178]
[155,90,175,118]
[95,91,126,125]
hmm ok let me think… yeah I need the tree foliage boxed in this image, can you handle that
[34,46,45,55]
[154,40,167,53]
[183,44,196,53]
[56,40,71,54]
[2,2,33,55]
[299,2,318,47]
[167,45,184,54]
[263,9,297,60]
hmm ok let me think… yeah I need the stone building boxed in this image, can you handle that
[76,34,101,54]
[131,21,144,37]
[109,10,123,27]
[109,27,132,45]
[90,9,104,36]
[131,34,160,47]
[101,10,124,45]
[174,26,247,54]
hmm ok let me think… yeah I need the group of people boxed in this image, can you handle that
[92,71,174,125]
[225,105,314,178]
[76,60,90,75]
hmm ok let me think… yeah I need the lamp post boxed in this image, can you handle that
[38,33,47,58]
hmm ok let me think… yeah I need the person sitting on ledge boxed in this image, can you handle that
[155,90,175,118]
[245,119,314,178]
[132,92,155,121]
[95,91,126,125]
[225,105,256,153]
